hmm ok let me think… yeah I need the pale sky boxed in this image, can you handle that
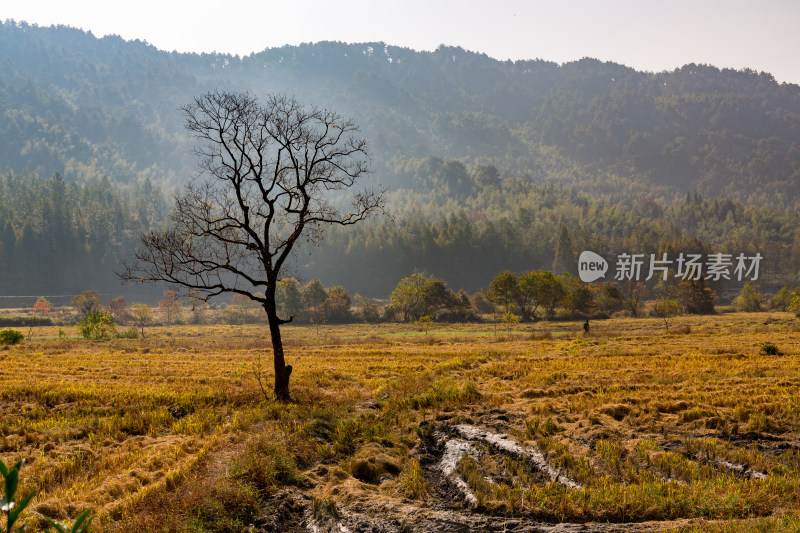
[3,0,800,84]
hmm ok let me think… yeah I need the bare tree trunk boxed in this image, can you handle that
[265,301,291,401]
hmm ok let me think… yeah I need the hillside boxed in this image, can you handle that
[2,21,800,298]
[2,20,800,206]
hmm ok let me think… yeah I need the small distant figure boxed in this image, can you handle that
[583,320,590,335]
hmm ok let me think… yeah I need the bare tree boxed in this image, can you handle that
[121,91,384,400]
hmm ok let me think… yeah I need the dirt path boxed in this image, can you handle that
[252,419,696,532]
[253,488,690,532]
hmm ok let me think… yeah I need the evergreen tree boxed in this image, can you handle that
[552,224,576,276]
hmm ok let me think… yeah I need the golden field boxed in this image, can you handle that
[2,313,800,531]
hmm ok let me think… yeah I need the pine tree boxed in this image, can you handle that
[0,220,16,292]
[552,224,576,276]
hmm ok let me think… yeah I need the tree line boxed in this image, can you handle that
[11,268,795,336]
[305,175,800,296]
[4,167,800,299]
[0,171,165,295]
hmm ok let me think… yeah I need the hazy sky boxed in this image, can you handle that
[4,0,800,84]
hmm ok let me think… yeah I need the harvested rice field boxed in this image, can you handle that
[2,313,800,532]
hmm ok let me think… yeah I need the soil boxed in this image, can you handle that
[254,488,687,532]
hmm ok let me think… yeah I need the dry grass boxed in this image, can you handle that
[1,313,800,530]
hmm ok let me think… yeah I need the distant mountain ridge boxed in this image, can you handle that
[1,20,800,207]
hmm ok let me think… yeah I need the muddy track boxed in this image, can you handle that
[420,420,581,511]
[254,489,684,532]
[449,424,581,489]
[251,414,800,532]
[716,431,800,456]
[254,421,688,532]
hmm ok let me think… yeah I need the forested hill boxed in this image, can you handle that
[2,20,800,207]
[3,21,800,299]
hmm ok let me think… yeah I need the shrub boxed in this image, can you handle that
[760,341,781,355]
[0,329,24,345]
[733,283,762,312]
[78,312,116,340]
[33,297,52,314]
[789,291,800,317]
[770,286,793,311]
